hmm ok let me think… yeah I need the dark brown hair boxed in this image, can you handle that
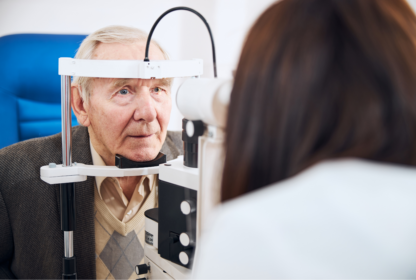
[222,0,416,202]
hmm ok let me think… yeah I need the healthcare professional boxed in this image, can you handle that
[194,0,416,278]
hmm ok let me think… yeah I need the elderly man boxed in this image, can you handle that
[0,26,183,279]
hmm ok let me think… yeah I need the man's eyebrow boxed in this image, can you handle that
[110,78,173,90]
[154,78,173,88]
[111,78,134,90]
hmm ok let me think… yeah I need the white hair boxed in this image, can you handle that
[73,25,169,102]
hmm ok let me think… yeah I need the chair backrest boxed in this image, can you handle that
[0,33,87,149]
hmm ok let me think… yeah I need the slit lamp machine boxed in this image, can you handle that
[39,7,232,279]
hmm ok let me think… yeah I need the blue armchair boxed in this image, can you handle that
[0,34,87,149]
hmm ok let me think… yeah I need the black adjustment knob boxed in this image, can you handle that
[135,264,150,275]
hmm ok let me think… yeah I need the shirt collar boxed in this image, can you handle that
[90,140,107,198]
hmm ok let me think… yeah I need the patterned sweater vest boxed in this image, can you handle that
[94,184,157,279]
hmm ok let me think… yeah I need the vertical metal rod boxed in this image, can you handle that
[60,75,77,279]
[64,231,74,258]
[61,75,72,167]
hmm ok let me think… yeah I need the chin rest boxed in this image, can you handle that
[115,152,167,169]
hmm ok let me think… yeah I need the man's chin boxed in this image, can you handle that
[120,148,160,162]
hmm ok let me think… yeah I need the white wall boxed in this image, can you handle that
[409,0,416,9]
[0,0,276,131]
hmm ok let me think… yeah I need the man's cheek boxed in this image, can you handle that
[107,107,131,126]
[159,103,172,128]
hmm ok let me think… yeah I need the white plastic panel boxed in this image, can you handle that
[144,244,190,279]
[41,174,87,185]
[159,157,199,191]
[144,257,174,280]
[40,157,180,185]
[145,217,159,249]
[59,58,203,79]
[41,163,160,179]
[176,78,232,127]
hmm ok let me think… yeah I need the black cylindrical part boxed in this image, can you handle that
[184,142,198,168]
[135,264,150,275]
[62,257,77,279]
[60,183,76,231]
[182,119,204,168]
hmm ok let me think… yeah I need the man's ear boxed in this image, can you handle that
[71,84,91,127]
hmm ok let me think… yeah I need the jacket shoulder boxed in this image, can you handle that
[166,131,182,149]
[162,131,183,161]
[0,132,62,166]
[0,126,89,184]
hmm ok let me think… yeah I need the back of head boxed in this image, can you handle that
[222,0,416,201]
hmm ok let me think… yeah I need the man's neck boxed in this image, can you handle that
[89,127,115,166]
[89,127,141,202]
[117,176,142,201]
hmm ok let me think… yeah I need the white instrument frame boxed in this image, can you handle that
[59,58,203,79]
[42,56,204,276]
[40,58,204,185]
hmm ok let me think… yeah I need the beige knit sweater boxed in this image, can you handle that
[94,184,158,279]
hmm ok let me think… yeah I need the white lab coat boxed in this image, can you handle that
[193,159,416,279]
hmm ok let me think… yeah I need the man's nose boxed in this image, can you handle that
[132,91,157,123]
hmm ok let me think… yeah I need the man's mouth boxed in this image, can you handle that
[129,134,154,138]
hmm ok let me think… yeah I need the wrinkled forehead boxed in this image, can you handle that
[93,41,166,61]
[93,77,172,89]
[89,42,171,91]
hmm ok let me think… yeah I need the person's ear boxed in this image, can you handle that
[71,84,91,127]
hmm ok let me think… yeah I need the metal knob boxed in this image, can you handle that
[179,250,192,266]
[135,264,150,275]
[180,200,195,215]
[180,233,190,246]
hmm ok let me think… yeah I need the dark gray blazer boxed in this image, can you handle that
[0,126,183,279]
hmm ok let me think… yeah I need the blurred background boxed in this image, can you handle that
[1,0,416,144]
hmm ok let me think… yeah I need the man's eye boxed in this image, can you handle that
[118,89,129,95]
[151,87,164,94]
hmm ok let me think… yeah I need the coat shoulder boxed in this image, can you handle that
[0,126,89,185]
[162,131,183,161]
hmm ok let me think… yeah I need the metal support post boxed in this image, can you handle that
[60,75,77,279]
[61,75,72,167]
